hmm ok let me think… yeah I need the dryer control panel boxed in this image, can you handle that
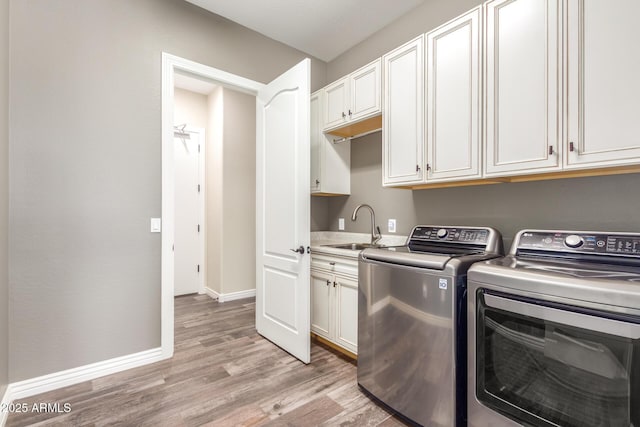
[410,226,489,245]
[516,231,640,256]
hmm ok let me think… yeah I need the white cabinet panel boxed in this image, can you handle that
[350,59,381,122]
[485,0,561,176]
[383,36,425,186]
[310,90,350,195]
[324,77,349,130]
[310,92,322,192]
[310,270,332,339]
[566,0,640,168]
[334,276,358,353]
[426,7,481,182]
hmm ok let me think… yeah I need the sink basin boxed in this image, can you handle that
[324,243,386,251]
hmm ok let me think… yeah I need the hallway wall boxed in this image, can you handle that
[8,0,325,382]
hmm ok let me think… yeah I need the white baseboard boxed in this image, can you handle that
[204,287,220,300]
[204,287,255,303]
[4,347,164,404]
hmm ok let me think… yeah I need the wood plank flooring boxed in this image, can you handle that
[7,295,411,426]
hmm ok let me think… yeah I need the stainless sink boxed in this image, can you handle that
[324,243,386,251]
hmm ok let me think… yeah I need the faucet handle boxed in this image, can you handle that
[376,226,381,236]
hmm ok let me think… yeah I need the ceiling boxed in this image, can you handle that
[184,0,426,62]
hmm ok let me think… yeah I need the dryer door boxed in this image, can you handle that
[474,290,640,427]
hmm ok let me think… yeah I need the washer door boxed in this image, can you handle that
[475,290,640,427]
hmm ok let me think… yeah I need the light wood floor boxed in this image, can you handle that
[7,295,411,426]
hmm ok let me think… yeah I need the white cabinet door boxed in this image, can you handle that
[426,7,481,182]
[350,59,381,122]
[256,58,310,364]
[334,276,358,353]
[310,91,322,192]
[383,36,425,186]
[484,0,561,176]
[310,269,332,339]
[566,0,640,168]
[311,91,351,195]
[324,77,349,130]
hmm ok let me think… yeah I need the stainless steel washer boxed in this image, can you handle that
[468,229,640,427]
[358,225,504,427]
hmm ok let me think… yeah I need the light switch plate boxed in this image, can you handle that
[150,218,162,233]
[388,219,396,233]
[338,218,345,230]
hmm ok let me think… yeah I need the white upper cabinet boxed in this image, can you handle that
[426,7,482,182]
[323,59,381,133]
[349,60,381,122]
[383,36,425,186]
[311,90,350,195]
[324,77,350,130]
[566,0,640,169]
[484,0,562,177]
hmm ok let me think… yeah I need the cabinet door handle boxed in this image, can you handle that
[315,179,320,185]
[329,262,335,266]
[426,163,431,171]
[342,112,346,119]
[326,280,331,287]
[416,164,421,172]
[549,145,554,155]
[348,109,352,116]
[569,141,576,153]
[333,281,337,287]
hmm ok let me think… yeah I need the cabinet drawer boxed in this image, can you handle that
[310,255,358,277]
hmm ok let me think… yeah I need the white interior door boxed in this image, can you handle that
[174,130,203,296]
[256,58,311,363]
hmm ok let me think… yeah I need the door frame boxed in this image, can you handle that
[173,126,206,296]
[161,52,264,359]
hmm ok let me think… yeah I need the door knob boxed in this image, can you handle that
[290,246,305,254]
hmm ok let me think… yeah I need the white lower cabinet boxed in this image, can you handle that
[310,256,358,355]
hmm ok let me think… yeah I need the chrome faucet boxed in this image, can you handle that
[351,204,382,245]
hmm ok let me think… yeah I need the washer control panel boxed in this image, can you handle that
[410,226,489,244]
[517,231,640,256]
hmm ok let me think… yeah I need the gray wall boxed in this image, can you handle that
[324,134,640,249]
[220,88,256,295]
[0,0,9,397]
[327,0,484,81]
[9,0,326,382]
[206,86,257,296]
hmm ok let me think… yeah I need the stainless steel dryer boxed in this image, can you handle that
[468,229,640,427]
[358,225,504,427]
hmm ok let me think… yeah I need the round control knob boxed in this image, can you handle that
[436,228,448,239]
[565,234,584,248]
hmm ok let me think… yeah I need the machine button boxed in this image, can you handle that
[565,234,584,248]
[437,228,448,239]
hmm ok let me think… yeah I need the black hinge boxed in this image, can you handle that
[197,224,200,232]
[197,264,200,273]
[197,184,201,193]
